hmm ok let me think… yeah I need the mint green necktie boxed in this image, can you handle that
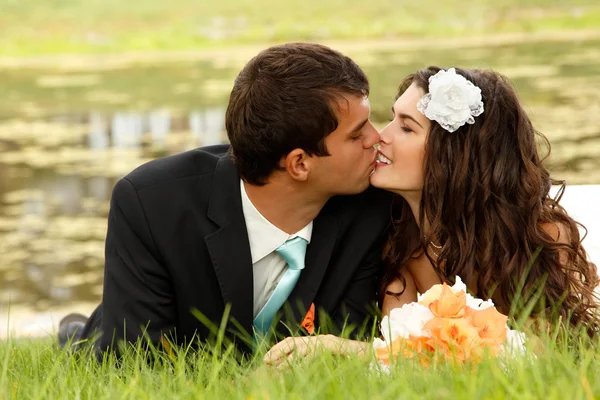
[253,236,308,337]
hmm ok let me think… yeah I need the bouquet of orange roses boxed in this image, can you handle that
[373,277,527,369]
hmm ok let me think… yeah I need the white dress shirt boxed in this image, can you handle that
[240,180,313,318]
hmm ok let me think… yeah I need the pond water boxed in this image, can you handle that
[1,39,600,334]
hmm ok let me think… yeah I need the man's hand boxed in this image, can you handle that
[263,334,368,367]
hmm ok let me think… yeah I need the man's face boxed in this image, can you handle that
[308,95,379,196]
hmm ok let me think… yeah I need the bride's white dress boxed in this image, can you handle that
[549,185,600,297]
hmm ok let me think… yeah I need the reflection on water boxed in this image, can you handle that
[0,108,226,314]
[1,38,600,321]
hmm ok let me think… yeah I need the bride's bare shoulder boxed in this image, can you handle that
[540,221,571,243]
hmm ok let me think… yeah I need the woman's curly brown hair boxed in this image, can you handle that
[379,66,600,336]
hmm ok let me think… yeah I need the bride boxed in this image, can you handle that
[265,66,600,364]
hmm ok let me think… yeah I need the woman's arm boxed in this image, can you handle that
[381,267,418,316]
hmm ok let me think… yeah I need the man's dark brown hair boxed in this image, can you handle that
[225,42,369,185]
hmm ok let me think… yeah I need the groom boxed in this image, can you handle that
[62,43,392,357]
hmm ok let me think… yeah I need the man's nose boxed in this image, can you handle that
[363,122,380,148]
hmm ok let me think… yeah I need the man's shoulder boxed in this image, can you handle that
[328,186,393,213]
[322,186,393,234]
[123,144,230,191]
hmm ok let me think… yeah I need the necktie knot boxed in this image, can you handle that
[275,236,307,271]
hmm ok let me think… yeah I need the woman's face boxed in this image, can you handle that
[370,83,431,195]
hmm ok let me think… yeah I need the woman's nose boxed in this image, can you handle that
[378,124,391,144]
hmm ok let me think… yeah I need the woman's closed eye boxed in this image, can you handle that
[402,125,413,133]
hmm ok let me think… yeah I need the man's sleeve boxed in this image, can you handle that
[98,177,176,354]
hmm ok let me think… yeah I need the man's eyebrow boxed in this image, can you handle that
[392,106,424,128]
[349,118,368,134]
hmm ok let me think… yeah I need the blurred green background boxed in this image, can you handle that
[1,0,600,55]
[1,0,599,335]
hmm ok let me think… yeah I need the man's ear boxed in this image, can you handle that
[283,149,310,181]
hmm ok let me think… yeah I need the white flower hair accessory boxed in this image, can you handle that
[417,68,484,133]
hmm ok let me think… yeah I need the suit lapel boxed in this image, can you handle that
[204,154,254,341]
[203,153,343,340]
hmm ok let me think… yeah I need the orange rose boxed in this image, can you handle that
[428,284,467,318]
[405,336,436,368]
[301,303,315,335]
[424,317,483,362]
[465,306,508,351]
[375,337,401,365]
[375,336,434,367]
[377,281,514,367]
[418,284,444,307]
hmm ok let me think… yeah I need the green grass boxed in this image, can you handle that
[1,0,600,56]
[2,327,599,399]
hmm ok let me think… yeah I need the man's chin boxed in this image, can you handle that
[347,179,371,195]
[327,175,372,196]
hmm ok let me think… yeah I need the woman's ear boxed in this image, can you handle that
[283,149,310,181]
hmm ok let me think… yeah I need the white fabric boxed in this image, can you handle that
[240,180,313,318]
[549,185,600,299]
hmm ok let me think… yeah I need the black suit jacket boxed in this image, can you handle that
[80,144,392,355]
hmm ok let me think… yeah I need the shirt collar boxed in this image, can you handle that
[240,180,313,264]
